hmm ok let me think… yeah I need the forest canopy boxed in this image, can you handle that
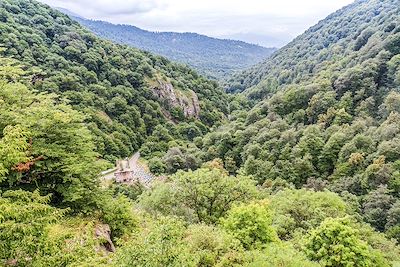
[0,0,229,162]
[0,0,399,266]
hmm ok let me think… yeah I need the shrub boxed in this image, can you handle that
[221,200,278,249]
[99,194,138,239]
[305,217,388,267]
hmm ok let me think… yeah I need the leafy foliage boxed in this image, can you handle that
[0,0,228,161]
[270,189,349,239]
[194,0,400,243]
[140,167,258,223]
[115,217,193,267]
[245,243,319,267]
[305,217,388,267]
[98,194,138,239]
[184,224,244,267]
[221,200,278,249]
[0,190,64,266]
[0,58,103,209]
[1,0,400,266]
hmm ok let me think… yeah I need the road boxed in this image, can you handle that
[101,152,154,185]
[128,152,140,169]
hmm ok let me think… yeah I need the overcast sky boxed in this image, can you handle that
[38,0,354,47]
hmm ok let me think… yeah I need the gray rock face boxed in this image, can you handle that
[151,80,201,118]
[94,224,116,253]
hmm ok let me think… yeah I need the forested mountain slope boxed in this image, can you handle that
[63,14,276,79]
[0,0,400,266]
[190,0,400,245]
[227,0,400,96]
[0,0,228,162]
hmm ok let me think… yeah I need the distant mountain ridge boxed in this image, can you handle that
[58,9,277,79]
[56,7,83,19]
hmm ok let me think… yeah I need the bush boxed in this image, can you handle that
[184,224,244,267]
[305,217,388,267]
[270,189,349,239]
[244,243,319,267]
[148,157,167,175]
[112,182,145,201]
[115,217,193,267]
[140,168,258,224]
[0,190,64,266]
[99,194,138,239]
[221,200,278,249]
[36,218,112,267]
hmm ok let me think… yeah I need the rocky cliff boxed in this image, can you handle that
[150,79,201,118]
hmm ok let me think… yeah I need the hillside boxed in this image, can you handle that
[62,13,276,79]
[191,0,400,246]
[0,0,228,162]
[227,0,400,95]
[0,0,399,266]
[135,0,400,256]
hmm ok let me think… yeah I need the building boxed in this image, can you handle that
[114,157,154,185]
[114,158,134,183]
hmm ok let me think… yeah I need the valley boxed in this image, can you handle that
[61,9,277,80]
[0,0,399,266]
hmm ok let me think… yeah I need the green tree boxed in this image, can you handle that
[305,217,388,267]
[0,125,29,181]
[221,200,278,249]
[98,194,138,239]
[270,189,349,239]
[362,186,395,231]
[148,157,167,175]
[172,168,258,224]
[115,217,193,267]
[245,243,320,267]
[184,224,244,267]
[140,168,257,224]
[0,62,103,210]
[0,190,64,266]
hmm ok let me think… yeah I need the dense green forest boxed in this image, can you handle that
[0,0,228,162]
[226,0,400,95]
[64,12,276,80]
[0,0,399,266]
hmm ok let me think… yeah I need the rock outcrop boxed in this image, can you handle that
[151,80,201,118]
[94,224,115,253]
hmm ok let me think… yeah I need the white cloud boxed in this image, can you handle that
[38,0,354,47]
[40,0,166,16]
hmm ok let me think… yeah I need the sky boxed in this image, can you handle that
[38,0,354,47]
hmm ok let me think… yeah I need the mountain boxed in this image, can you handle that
[60,12,276,79]
[1,0,400,266]
[218,32,289,48]
[0,0,229,162]
[188,0,400,247]
[226,0,400,95]
[55,7,83,19]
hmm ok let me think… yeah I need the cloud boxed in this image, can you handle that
[94,1,163,15]
[40,0,166,16]
[38,0,354,47]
